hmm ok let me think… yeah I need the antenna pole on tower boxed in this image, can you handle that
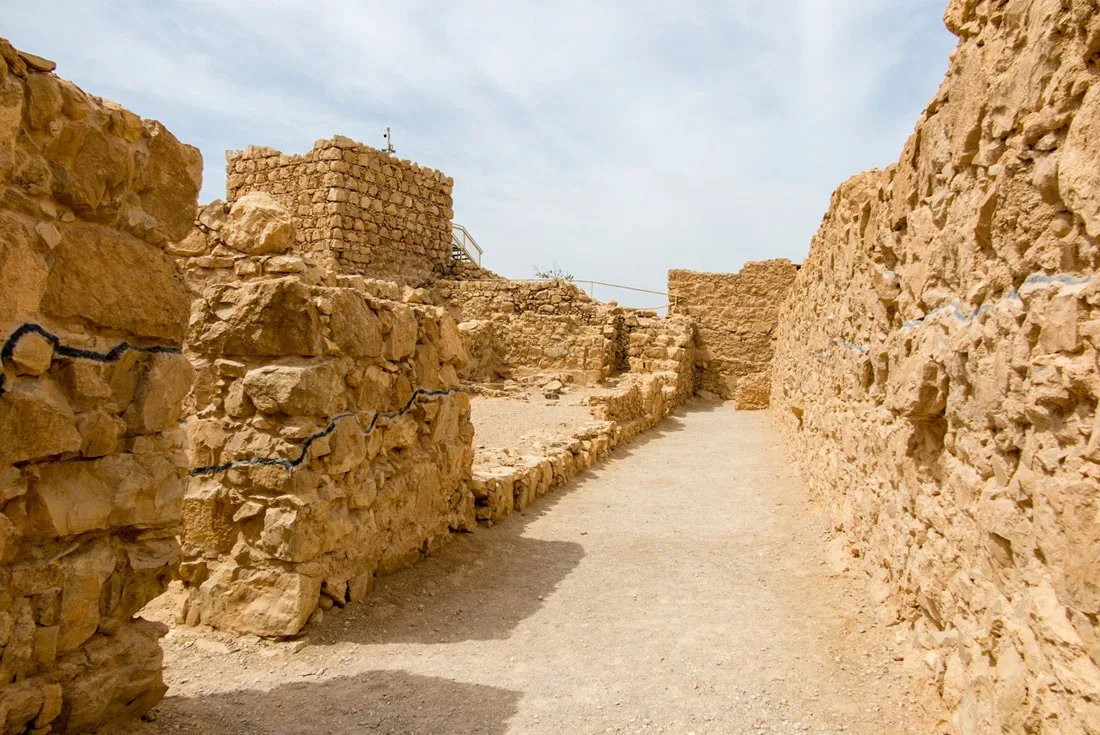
[383,127,396,154]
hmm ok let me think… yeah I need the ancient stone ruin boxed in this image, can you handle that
[225,139,458,285]
[772,2,1100,730]
[669,261,798,408]
[1,0,1099,732]
[0,39,200,731]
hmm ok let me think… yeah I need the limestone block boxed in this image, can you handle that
[41,223,190,342]
[8,329,52,375]
[0,213,49,325]
[192,563,322,638]
[0,379,81,467]
[326,289,383,358]
[22,452,183,537]
[223,191,295,255]
[123,352,193,434]
[188,277,324,356]
[241,363,338,416]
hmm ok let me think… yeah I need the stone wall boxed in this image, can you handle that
[474,368,693,524]
[0,40,201,732]
[668,261,797,409]
[439,279,601,318]
[439,279,623,384]
[772,2,1100,732]
[226,137,454,286]
[623,313,695,406]
[173,199,475,638]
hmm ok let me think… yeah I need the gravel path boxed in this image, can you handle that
[110,401,942,734]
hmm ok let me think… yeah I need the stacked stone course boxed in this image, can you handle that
[772,1,1100,731]
[440,279,622,384]
[669,260,798,409]
[226,137,454,286]
[472,371,686,524]
[0,40,201,732]
[467,302,694,524]
[171,198,475,638]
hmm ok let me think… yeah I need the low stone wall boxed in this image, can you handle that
[443,258,504,281]
[668,261,797,408]
[772,2,1100,731]
[458,291,693,525]
[473,371,687,524]
[226,137,454,286]
[172,200,475,638]
[439,279,602,318]
[0,40,201,732]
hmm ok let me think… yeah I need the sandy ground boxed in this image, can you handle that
[469,388,605,455]
[103,401,943,735]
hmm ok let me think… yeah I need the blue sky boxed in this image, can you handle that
[7,1,955,305]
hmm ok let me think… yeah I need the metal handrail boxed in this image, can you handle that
[452,223,483,264]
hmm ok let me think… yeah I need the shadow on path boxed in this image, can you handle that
[123,670,520,735]
[308,400,727,647]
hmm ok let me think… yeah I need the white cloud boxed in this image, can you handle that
[5,0,955,304]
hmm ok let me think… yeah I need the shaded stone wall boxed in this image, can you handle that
[173,200,474,638]
[668,261,797,409]
[0,40,200,732]
[772,2,1100,731]
[226,137,454,286]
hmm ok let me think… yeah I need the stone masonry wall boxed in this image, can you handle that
[772,2,1100,732]
[624,313,696,406]
[173,199,475,638]
[0,40,201,732]
[471,314,694,526]
[668,261,798,409]
[226,136,454,286]
[439,279,622,384]
[438,279,601,318]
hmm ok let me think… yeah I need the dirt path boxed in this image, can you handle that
[113,401,941,735]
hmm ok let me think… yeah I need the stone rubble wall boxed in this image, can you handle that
[172,200,475,639]
[226,137,454,286]
[443,258,504,281]
[772,2,1100,732]
[439,279,622,384]
[0,40,201,733]
[473,371,689,524]
[438,279,602,318]
[470,311,694,524]
[624,313,696,406]
[668,261,798,409]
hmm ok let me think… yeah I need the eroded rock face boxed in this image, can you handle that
[0,38,197,734]
[772,3,1100,732]
[668,261,798,408]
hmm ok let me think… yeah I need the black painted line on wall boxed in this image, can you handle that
[189,387,463,477]
[0,322,182,397]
